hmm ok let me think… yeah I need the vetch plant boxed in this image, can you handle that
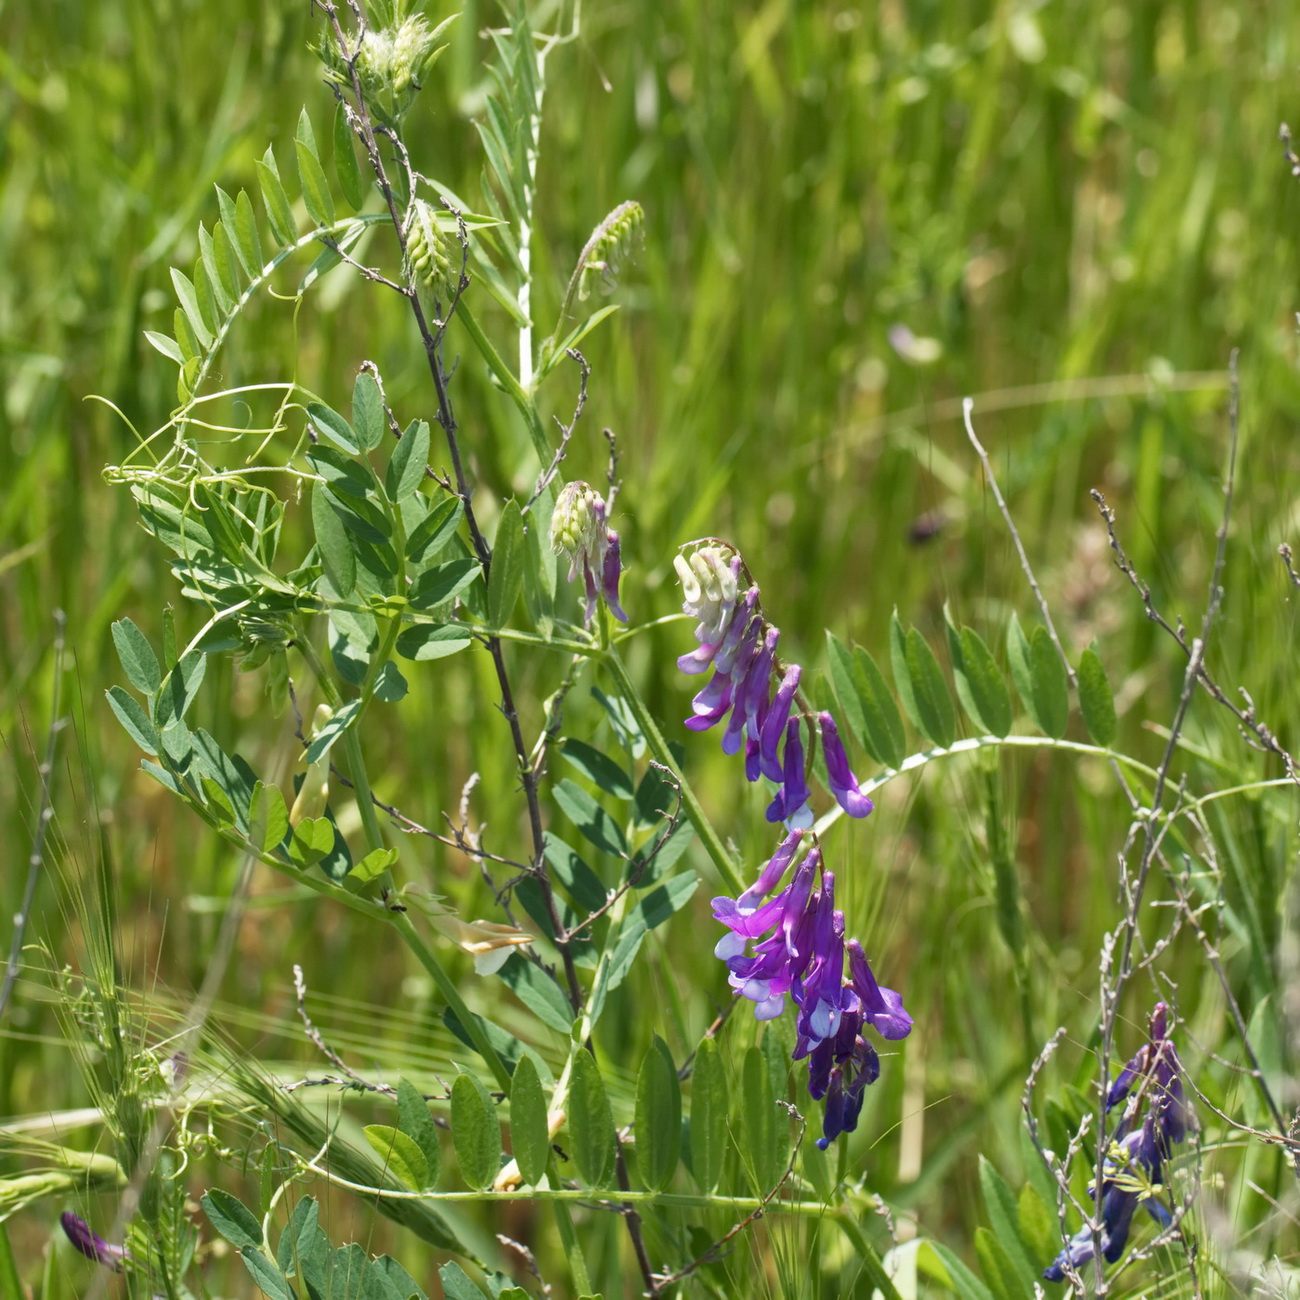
[7,4,1300,1299]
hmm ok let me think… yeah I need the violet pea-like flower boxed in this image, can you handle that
[60,1212,129,1272]
[818,713,874,819]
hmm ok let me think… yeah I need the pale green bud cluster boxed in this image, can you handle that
[550,481,603,563]
[580,200,645,301]
[405,199,455,302]
[321,13,454,128]
[674,544,740,643]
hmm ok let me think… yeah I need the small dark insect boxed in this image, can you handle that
[907,510,945,544]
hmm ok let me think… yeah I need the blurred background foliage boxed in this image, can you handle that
[4,0,1300,1292]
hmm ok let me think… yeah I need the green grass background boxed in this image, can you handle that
[3,0,1300,1295]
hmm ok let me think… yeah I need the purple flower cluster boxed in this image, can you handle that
[674,544,873,826]
[713,829,912,1147]
[550,481,626,626]
[1044,1003,1187,1282]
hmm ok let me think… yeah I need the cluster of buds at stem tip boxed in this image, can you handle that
[674,543,873,826]
[405,199,456,305]
[319,13,456,129]
[1044,1002,1189,1282]
[712,829,911,1146]
[550,481,627,627]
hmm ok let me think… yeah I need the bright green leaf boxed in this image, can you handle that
[351,371,385,452]
[394,623,473,661]
[1077,646,1117,747]
[509,1055,550,1187]
[487,499,524,629]
[364,1125,428,1193]
[635,1036,681,1191]
[201,1189,262,1249]
[111,618,161,695]
[905,627,956,747]
[386,420,430,502]
[397,1078,442,1190]
[688,1035,727,1194]
[559,738,634,799]
[333,102,365,210]
[568,1048,614,1188]
[450,1072,500,1191]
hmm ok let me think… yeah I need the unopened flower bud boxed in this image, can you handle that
[405,199,455,303]
[551,482,626,626]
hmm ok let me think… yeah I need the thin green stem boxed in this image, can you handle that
[387,912,513,1093]
[601,647,744,894]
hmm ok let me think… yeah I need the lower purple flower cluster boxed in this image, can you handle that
[674,544,874,827]
[1044,1002,1187,1282]
[713,829,912,1147]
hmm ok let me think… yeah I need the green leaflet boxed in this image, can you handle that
[487,498,525,628]
[450,1072,501,1192]
[635,1035,681,1191]
[945,610,1012,738]
[568,1047,614,1188]
[508,1054,550,1187]
[1077,646,1117,746]
[386,420,430,502]
[688,1035,727,1194]
[363,1125,429,1193]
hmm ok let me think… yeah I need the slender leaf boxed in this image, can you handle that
[304,699,362,764]
[559,738,634,800]
[257,146,296,246]
[553,779,627,858]
[509,1055,550,1187]
[739,1046,782,1194]
[1077,646,1117,747]
[232,188,265,276]
[307,400,360,453]
[351,370,385,451]
[905,627,956,747]
[568,1048,614,1187]
[688,1035,727,1193]
[240,1247,296,1300]
[635,1036,681,1191]
[439,1263,489,1300]
[409,557,481,610]
[199,223,234,314]
[931,1241,997,1300]
[848,644,905,768]
[487,498,524,628]
[171,267,213,350]
[1028,626,1069,739]
[202,1189,263,1249]
[394,623,473,661]
[313,482,357,596]
[154,651,207,730]
[826,630,867,746]
[212,220,243,300]
[363,1125,428,1193]
[385,420,429,502]
[249,781,289,854]
[978,1156,1039,1295]
[946,614,1012,738]
[144,330,184,364]
[497,953,574,1035]
[405,497,464,565]
[542,833,607,911]
[450,1072,500,1191]
[333,102,365,210]
[111,618,161,695]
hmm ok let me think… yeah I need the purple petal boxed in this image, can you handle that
[819,712,874,818]
[759,664,800,780]
[602,530,628,622]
